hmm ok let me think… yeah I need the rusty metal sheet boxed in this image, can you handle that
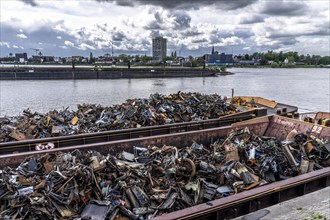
[233,96,277,109]
[264,116,314,140]
[315,112,330,120]
[152,167,330,220]
[232,116,270,136]
[311,125,330,139]
[2,115,328,168]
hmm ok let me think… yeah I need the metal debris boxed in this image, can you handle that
[0,128,329,219]
[0,92,237,142]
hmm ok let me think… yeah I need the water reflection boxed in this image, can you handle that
[152,79,165,87]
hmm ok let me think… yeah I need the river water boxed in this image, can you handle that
[0,68,329,116]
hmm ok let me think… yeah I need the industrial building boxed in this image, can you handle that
[205,53,233,66]
[15,53,28,63]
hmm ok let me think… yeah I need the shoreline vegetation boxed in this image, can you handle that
[0,63,327,69]
[1,51,329,70]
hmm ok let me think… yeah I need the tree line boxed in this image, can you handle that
[1,50,329,66]
[240,50,330,66]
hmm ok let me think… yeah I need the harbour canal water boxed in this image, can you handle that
[0,68,329,116]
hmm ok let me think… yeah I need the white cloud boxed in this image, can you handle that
[54,24,67,32]
[219,36,245,46]
[64,40,74,47]
[16,33,27,39]
[57,36,62,39]
[12,45,19,48]
[78,43,95,50]
[0,42,11,48]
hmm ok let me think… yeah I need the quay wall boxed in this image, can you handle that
[0,67,217,80]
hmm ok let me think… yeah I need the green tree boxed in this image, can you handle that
[141,55,152,63]
[271,62,279,68]
[174,51,177,58]
[287,56,295,63]
[305,54,311,65]
[319,56,330,65]
[279,51,284,62]
[89,52,94,64]
[311,55,321,65]
[165,56,174,61]
[259,57,268,65]
[191,60,197,67]
[118,54,129,63]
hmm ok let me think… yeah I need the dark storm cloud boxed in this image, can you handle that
[182,30,203,37]
[76,27,87,38]
[146,21,162,30]
[172,12,191,29]
[269,28,329,39]
[260,0,307,16]
[239,15,264,24]
[95,24,108,32]
[143,10,192,31]
[145,10,164,30]
[275,37,298,46]
[18,0,38,7]
[96,0,134,7]
[112,31,126,41]
[234,30,254,39]
[191,38,207,43]
[96,0,257,10]
[150,30,161,37]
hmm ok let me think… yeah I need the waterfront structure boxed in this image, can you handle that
[15,53,28,63]
[205,53,233,66]
[152,37,167,61]
[32,55,54,63]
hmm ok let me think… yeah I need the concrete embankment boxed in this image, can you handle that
[0,67,217,80]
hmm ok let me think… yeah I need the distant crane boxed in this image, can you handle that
[30,48,42,56]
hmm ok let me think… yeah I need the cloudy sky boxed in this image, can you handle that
[1,0,329,57]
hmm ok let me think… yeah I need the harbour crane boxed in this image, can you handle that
[30,48,42,56]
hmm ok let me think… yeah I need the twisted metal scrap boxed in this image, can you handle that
[0,128,328,219]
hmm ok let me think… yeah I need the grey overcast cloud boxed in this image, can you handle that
[1,0,329,57]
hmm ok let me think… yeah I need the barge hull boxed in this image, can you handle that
[0,108,266,154]
[0,115,328,220]
[0,67,217,80]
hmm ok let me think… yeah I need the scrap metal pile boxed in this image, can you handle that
[1,128,329,219]
[0,92,236,142]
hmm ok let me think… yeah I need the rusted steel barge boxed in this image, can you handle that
[0,96,299,155]
[0,67,218,80]
[0,115,329,219]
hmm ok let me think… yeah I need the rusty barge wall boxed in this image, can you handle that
[1,115,329,168]
[0,67,216,80]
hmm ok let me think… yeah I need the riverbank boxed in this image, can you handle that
[233,64,327,68]
[0,67,217,80]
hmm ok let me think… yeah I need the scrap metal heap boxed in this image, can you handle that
[1,128,329,219]
[0,92,236,142]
